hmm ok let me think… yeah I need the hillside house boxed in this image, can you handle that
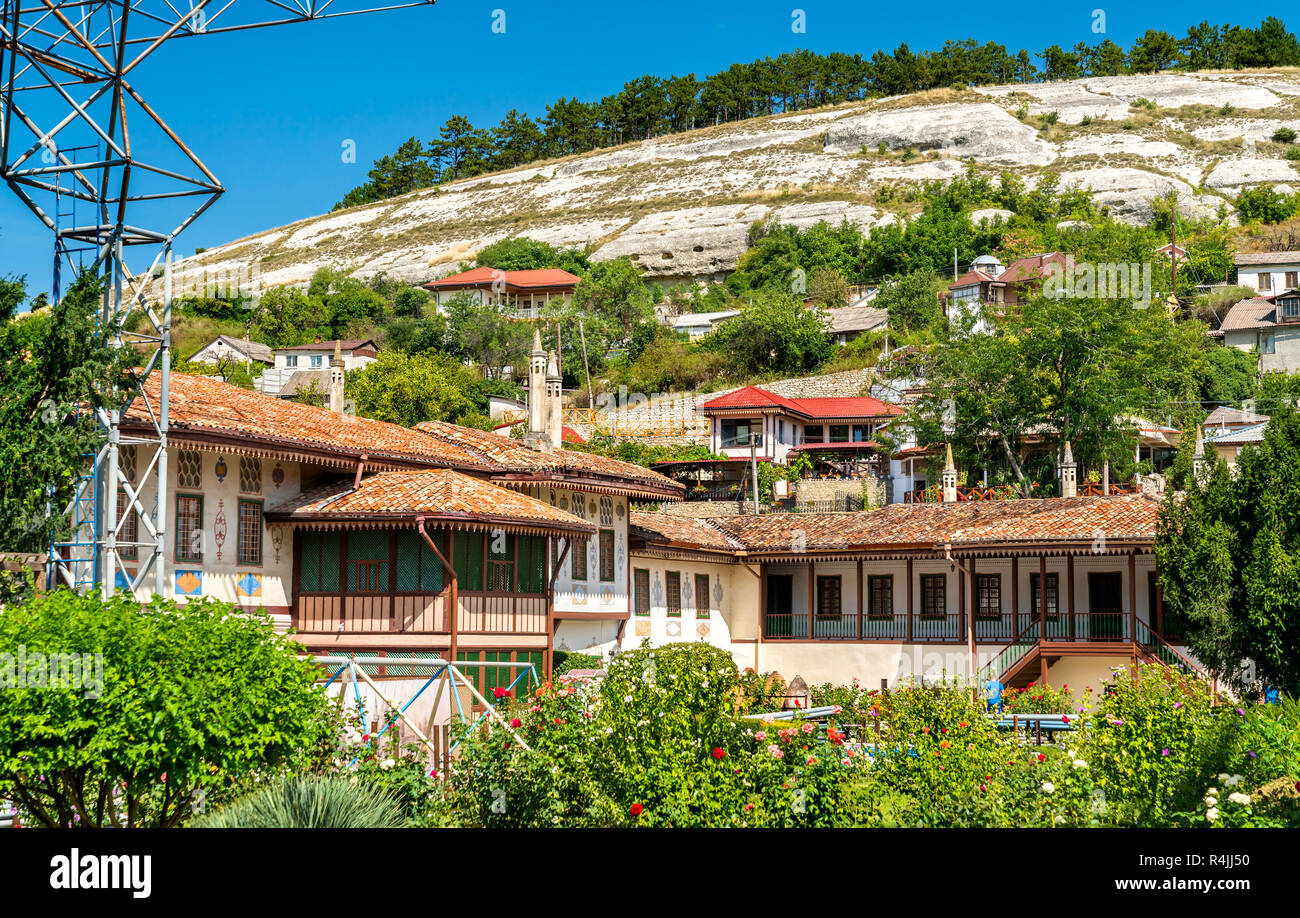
[1234,251,1300,296]
[826,304,888,345]
[1215,292,1300,374]
[669,309,741,340]
[946,252,1069,330]
[422,267,581,319]
[260,338,380,398]
[188,335,273,369]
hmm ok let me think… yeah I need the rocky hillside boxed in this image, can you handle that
[175,70,1300,293]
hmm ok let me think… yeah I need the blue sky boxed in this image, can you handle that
[0,1,1286,293]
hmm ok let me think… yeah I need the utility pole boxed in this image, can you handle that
[750,431,761,512]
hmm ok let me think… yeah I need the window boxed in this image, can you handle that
[175,494,203,562]
[1281,297,1300,319]
[347,530,388,593]
[237,499,263,565]
[633,568,650,616]
[486,531,514,592]
[920,574,946,619]
[804,425,823,443]
[515,535,545,594]
[176,450,202,489]
[1259,272,1272,291]
[666,572,681,616]
[1287,271,1298,289]
[453,531,484,591]
[299,531,341,592]
[116,490,138,561]
[310,355,323,368]
[239,456,261,494]
[395,530,444,593]
[828,425,850,442]
[571,537,588,580]
[721,419,759,448]
[695,573,710,618]
[976,574,1001,619]
[1262,332,1276,354]
[598,529,615,581]
[867,575,893,618]
[852,424,870,442]
[1030,572,1059,618]
[816,575,842,620]
[119,445,137,484]
[285,355,298,368]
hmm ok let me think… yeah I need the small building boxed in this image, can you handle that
[1216,293,1300,374]
[825,305,888,345]
[422,267,581,319]
[1203,421,1268,470]
[669,309,741,340]
[188,335,273,368]
[1234,251,1300,296]
[1203,405,1269,433]
[260,338,379,397]
[946,252,1069,331]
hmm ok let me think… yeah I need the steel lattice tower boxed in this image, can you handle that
[1,0,437,597]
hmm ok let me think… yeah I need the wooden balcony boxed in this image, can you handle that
[293,590,547,636]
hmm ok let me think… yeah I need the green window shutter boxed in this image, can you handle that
[396,531,420,592]
[316,532,341,592]
[346,530,389,593]
[420,533,444,593]
[300,533,322,592]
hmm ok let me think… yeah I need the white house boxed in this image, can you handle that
[187,335,273,368]
[669,309,741,340]
[259,338,379,397]
[1216,293,1300,374]
[1234,251,1300,296]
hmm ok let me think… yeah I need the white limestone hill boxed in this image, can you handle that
[173,69,1300,293]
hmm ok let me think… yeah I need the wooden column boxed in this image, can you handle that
[807,558,815,639]
[1038,554,1048,643]
[1128,549,1137,644]
[966,555,976,663]
[958,566,966,645]
[1010,554,1019,638]
[1067,553,1076,640]
[759,561,767,642]
[906,558,914,642]
[856,559,864,640]
[1156,581,1165,638]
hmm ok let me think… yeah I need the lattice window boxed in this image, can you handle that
[119,445,137,484]
[598,529,615,582]
[695,573,710,618]
[347,530,389,593]
[920,574,946,620]
[868,575,893,618]
[666,571,681,616]
[117,490,138,561]
[300,532,341,592]
[571,535,588,580]
[396,530,443,593]
[237,500,262,565]
[599,496,613,526]
[1031,573,1060,619]
[634,568,649,615]
[572,494,586,520]
[817,575,842,620]
[239,456,262,494]
[175,494,203,562]
[976,574,1001,619]
[176,450,202,489]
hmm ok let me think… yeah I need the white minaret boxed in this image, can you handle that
[546,350,563,450]
[523,330,553,452]
[328,339,345,413]
[1059,440,1077,498]
[942,443,958,503]
[1193,425,1207,483]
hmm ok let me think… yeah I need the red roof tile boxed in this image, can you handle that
[698,386,901,419]
[268,469,595,535]
[423,267,581,290]
[629,512,745,553]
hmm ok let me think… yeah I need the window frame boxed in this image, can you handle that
[867,574,893,619]
[666,571,682,617]
[236,498,263,566]
[920,573,946,620]
[175,493,204,563]
[975,573,1001,620]
[694,572,710,618]
[633,568,650,616]
[1030,572,1060,620]
[598,529,615,582]
[816,574,842,620]
[116,489,138,561]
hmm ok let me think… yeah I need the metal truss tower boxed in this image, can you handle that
[1,0,437,598]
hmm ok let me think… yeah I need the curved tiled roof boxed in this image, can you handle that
[268,469,595,535]
[629,512,745,554]
[126,373,491,470]
[698,385,901,419]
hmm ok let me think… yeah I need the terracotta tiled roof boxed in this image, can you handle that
[950,269,996,288]
[1235,251,1300,266]
[704,494,1159,554]
[997,252,1067,284]
[698,386,901,419]
[412,419,683,499]
[126,373,493,471]
[1219,298,1277,331]
[268,469,595,535]
[629,512,744,554]
[422,267,581,290]
[277,338,378,353]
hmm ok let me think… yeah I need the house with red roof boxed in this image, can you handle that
[422,266,581,318]
[946,252,1070,331]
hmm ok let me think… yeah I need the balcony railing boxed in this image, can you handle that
[763,609,1134,643]
[294,590,547,636]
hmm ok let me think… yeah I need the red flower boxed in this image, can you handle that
[1037,753,1046,763]
[712,747,726,760]
[493,687,512,700]
[629,803,643,817]
[510,718,521,728]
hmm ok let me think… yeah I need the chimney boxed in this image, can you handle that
[942,443,958,503]
[523,330,552,452]
[328,339,345,413]
[1193,425,1207,483]
[1058,441,1077,498]
[546,350,563,449]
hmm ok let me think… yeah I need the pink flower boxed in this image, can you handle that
[768,745,784,759]
[801,723,815,734]
[754,731,767,741]
[806,756,818,766]
[509,718,521,728]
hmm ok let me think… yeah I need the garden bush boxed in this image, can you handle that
[191,775,405,828]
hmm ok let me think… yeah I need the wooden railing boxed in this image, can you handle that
[763,609,1135,644]
[294,591,546,635]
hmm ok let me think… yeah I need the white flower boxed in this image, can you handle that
[1228,792,1251,806]
[1054,815,1066,824]
[1207,787,1218,795]
[1204,795,1218,807]
[1206,807,1219,821]
[1072,759,1088,769]
[379,758,395,770]
[1224,774,1244,787]
[1042,781,1055,794]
